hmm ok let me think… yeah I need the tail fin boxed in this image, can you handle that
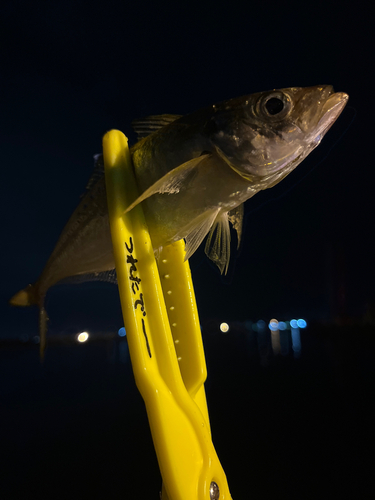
[9,284,38,307]
[10,284,48,360]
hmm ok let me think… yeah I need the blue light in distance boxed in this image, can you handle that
[278,322,287,331]
[268,320,279,331]
[291,328,302,356]
[257,320,266,331]
[118,327,126,337]
[290,319,298,329]
[297,319,307,328]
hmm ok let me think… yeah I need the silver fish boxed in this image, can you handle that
[10,85,348,355]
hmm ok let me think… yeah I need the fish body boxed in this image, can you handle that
[10,85,348,354]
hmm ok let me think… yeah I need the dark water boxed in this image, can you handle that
[1,323,374,499]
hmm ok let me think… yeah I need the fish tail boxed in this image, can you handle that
[10,283,48,360]
[9,283,39,307]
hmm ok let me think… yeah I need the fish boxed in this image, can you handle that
[10,85,348,356]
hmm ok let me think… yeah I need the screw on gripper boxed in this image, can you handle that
[210,481,220,499]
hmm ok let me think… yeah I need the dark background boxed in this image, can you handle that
[1,1,374,499]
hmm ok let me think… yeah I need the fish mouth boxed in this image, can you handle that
[309,90,349,144]
[318,91,349,131]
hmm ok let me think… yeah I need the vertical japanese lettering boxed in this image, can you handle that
[125,238,151,358]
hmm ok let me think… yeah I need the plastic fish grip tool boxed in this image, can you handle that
[102,130,232,500]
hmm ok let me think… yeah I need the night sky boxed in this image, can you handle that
[1,1,374,498]
[2,2,373,330]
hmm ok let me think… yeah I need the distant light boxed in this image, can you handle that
[278,322,287,331]
[269,319,279,332]
[291,327,302,356]
[32,335,40,344]
[220,322,229,333]
[77,332,89,343]
[297,319,307,329]
[290,319,298,329]
[118,327,126,337]
[257,320,266,330]
[270,322,281,355]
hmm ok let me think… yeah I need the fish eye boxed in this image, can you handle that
[265,97,284,115]
[257,91,292,120]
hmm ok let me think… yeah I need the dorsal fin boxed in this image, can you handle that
[132,114,183,140]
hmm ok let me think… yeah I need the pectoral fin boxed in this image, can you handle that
[204,211,231,275]
[124,154,210,214]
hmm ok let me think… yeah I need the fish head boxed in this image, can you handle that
[205,85,349,181]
